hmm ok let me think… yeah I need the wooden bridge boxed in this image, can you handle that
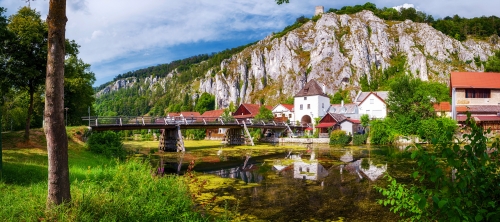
[82,116,305,152]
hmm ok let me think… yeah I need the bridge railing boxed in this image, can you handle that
[81,116,300,127]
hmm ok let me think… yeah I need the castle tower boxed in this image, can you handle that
[315,6,324,16]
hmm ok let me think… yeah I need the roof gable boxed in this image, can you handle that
[233,104,261,117]
[294,79,328,97]
[319,113,347,123]
[201,109,224,117]
[272,104,294,112]
[451,72,500,89]
[358,92,388,106]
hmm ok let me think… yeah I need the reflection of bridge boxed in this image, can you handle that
[83,116,304,152]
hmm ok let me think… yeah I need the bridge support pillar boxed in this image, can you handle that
[159,127,185,152]
[225,128,245,145]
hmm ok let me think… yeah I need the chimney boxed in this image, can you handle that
[322,84,326,93]
[341,100,344,107]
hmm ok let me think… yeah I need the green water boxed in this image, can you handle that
[151,143,414,221]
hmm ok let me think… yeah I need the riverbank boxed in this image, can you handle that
[0,127,209,221]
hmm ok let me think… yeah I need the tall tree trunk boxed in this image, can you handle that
[24,84,34,142]
[45,0,70,207]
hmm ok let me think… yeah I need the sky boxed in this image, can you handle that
[2,0,500,87]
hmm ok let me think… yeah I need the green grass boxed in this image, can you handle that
[0,127,210,221]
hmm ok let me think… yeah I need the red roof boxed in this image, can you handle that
[316,122,336,128]
[167,112,181,117]
[201,109,224,118]
[282,104,294,111]
[456,115,500,122]
[450,72,500,89]
[180,112,201,117]
[433,102,451,112]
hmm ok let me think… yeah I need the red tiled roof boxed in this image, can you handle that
[241,104,261,114]
[433,102,451,112]
[450,72,500,89]
[343,119,361,124]
[316,122,336,128]
[456,105,500,113]
[281,104,294,111]
[201,109,224,118]
[167,112,181,117]
[180,112,201,117]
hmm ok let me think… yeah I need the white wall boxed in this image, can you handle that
[294,95,330,124]
[358,94,387,119]
[272,105,295,122]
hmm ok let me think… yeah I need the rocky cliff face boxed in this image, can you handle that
[99,10,499,109]
[199,10,498,108]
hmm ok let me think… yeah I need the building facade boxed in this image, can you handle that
[294,79,330,126]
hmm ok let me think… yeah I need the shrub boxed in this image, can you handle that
[418,117,457,143]
[377,114,500,221]
[369,118,398,145]
[86,131,126,160]
[329,130,352,146]
[353,133,368,145]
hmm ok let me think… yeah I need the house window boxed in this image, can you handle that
[370,99,374,104]
[307,104,311,109]
[322,103,324,108]
[300,104,303,110]
[465,89,490,98]
[289,114,292,118]
[304,97,307,100]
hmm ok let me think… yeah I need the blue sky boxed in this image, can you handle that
[2,0,500,87]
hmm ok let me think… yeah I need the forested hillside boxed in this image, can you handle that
[94,2,500,118]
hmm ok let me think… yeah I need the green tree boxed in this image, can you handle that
[0,7,11,178]
[485,51,500,72]
[254,106,274,122]
[6,7,48,141]
[330,88,351,104]
[194,92,214,114]
[386,75,449,135]
[360,114,370,128]
[64,42,96,126]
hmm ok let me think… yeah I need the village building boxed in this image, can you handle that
[200,109,226,139]
[315,113,346,137]
[232,103,273,122]
[339,118,362,135]
[294,79,330,126]
[450,72,500,131]
[328,101,360,119]
[354,91,389,119]
[433,102,452,118]
[271,104,295,123]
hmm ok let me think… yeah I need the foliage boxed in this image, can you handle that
[221,108,235,123]
[353,134,368,145]
[184,129,206,140]
[378,114,500,221]
[64,43,96,126]
[386,75,449,135]
[369,118,398,145]
[418,117,457,142]
[360,114,370,128]
[194,92,215,115]
[360,54,407,91]
[328,2,500,41]
[376,175,422,221]
[86,131,126,160]
[330,88,351,104]
[329,130,352,146]
[273,15,310,39]
[254,106,274,122]
[485,51,500,72]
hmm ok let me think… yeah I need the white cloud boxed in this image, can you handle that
[2,0,500,86]
[392,3,416,11]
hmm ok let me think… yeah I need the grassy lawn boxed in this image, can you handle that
[0,127,209,221]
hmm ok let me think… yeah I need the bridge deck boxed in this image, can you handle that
[83,116,306,131]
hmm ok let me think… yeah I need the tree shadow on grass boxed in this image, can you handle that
[2,162,47,186]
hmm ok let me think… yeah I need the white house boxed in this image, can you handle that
[294,79,330,126]
[272,104,295,123]
[354,91,389,119]
[328,101,360,119]
[339,118,362,135]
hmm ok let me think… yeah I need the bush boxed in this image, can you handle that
[377,115,500,221]
[418,117,457,143]
[86,131,126,160]
[353,134,368,145]
[329,130,352,146]
[369,118,398,145]
[184,129,206,140]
